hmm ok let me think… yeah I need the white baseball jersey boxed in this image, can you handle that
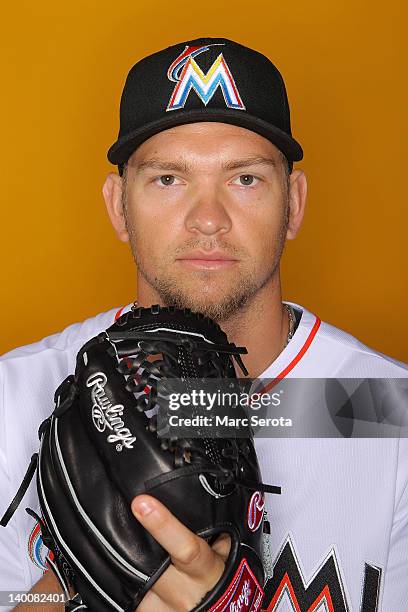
[0,302,407,611]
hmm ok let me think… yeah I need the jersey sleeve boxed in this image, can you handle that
[0,363,33,610]
[0,305,130,610]
[381,437,408,608]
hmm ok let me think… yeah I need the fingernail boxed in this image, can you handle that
[133,499,154,517]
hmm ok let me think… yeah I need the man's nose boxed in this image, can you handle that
[184,188,232,236]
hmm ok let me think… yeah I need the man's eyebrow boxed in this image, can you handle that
[132,156,278,174]
[222,156,278,171]
[133,159,190,173]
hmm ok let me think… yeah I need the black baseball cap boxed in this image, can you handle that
[107,37,303,174]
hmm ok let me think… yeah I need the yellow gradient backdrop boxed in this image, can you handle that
[1,1,407,361]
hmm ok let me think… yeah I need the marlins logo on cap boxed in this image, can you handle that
[166,44,245,112]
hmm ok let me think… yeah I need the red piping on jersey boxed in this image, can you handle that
[114,306,125,321]
[257,316,321,395]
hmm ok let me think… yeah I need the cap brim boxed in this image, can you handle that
[107,108,303,165]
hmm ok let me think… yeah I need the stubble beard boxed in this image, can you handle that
[122,190,289,323]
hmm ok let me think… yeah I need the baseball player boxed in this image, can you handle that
[1,37,407,611]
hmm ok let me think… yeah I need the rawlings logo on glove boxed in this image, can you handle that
[87,372,137,450]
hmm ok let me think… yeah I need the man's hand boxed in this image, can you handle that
[14,494,231,611]
[132,495,231,612]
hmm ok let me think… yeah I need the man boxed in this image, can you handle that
[1,37,407,611]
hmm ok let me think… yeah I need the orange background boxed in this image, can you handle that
[1,1,407,361]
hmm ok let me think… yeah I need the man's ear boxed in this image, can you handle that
[102,173,129,242]
[286,169,307,240]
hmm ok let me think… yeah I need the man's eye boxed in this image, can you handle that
[156,175,177,186]
[233,175,259,186]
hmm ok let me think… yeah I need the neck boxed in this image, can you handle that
[216,285,288,378]
[135,277,288,379]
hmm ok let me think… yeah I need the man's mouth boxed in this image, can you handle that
[176,251,239,270]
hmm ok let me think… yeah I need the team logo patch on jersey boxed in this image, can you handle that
[28,521,48,571]
[263,534,382,611]
[247,491,265,532]
[166,44,245,111]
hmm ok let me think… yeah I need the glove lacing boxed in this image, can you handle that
[109,334,280,496]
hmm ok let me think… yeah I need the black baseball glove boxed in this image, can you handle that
[1,305,280,611]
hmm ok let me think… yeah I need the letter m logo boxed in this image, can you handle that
[166,45,245,112]
[263,537,382,611]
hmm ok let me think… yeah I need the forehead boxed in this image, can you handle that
[127,122,282,166]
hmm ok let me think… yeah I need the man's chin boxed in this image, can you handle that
[137,265,260,321]
[157,284,254,322]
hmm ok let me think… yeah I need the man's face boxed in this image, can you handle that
[121,122,291,322]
